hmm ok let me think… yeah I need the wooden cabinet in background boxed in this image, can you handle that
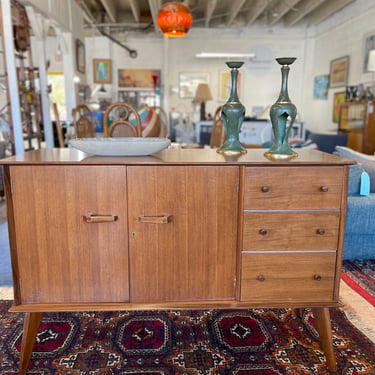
[339,101,375,154]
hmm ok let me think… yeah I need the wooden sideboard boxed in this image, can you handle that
[1,148,353,374]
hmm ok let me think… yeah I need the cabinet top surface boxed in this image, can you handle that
[0,148,354,166]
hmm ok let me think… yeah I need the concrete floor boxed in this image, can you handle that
[0,199,12,286]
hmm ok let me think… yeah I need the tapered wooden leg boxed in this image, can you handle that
[311,307,337,373]
[19,312,43,375]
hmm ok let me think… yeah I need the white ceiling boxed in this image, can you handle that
[77,0,356,36]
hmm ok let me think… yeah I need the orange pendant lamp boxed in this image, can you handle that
[157,2,193,38]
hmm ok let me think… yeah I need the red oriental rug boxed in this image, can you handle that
[341,259,375,307]
[0,300,374,374]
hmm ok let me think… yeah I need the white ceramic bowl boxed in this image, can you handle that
[69,137,171,156]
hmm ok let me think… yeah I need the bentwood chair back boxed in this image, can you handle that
[72,104,96,138]
[103,102,142,137]
[151,106,168,137]
[52,103,65,147]
[210,106,225,148]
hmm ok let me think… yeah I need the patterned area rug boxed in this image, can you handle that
[0,301,374,374]
[342,259,375,307]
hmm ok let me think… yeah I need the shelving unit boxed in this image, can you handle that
[338,101,375,154]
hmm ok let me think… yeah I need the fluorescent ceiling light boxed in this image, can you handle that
[196,52,255,58]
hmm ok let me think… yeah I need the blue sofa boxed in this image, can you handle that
[335,146,375,259]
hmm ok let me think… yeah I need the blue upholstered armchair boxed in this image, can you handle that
[335,146,375,260]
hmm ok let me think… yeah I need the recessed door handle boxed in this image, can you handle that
[139,214,172,224]
[83,213,118,223]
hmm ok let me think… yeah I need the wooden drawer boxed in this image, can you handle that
[240,252,336,302]
[243,211,340,251]
[243,167,344,210]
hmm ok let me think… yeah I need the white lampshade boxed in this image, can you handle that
[368,49,375,72]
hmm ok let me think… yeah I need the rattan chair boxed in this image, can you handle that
[72,104,96,138]
[103,102,142,137]
[151,106,168,137]
[52,103,65,147]
[210,106,225,148]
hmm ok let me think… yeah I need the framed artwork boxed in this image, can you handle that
[76,39,85,74]
[329,56,349,88]
[118,69,161,89]
[219,71,242,101]
[363,32,375,72]
[179,72,209,98]
[313,75,329,100]
[93,59,112,84]
[332,91,346,123]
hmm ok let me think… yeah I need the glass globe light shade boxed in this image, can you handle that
[157,2,193,38]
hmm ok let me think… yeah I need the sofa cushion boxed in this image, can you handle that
[346,195,375,234]
[335,146,375,193]
[347,164,367,195]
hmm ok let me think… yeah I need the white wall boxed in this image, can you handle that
[86,25,308,123]
[303,0,375,132]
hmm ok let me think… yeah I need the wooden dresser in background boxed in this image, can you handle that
[1,148,353,374]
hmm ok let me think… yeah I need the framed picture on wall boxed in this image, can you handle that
[332,91,346,123]
[118,69,161,89]
[329,56,349,88]
[363,32,375,72]
[93,59,112,83]
[76,39,85,74]
[179,72,209,98]
[219,70,242,102]
[313,75,329,100]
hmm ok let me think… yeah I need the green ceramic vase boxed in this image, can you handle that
[264,57,298,160]
[217,61,247,155]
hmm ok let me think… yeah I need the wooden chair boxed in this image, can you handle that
[72,104,96,138]
[151,106,168,137]
[103,102,142,137]
[52,103,64,147]
[210,106,225,148]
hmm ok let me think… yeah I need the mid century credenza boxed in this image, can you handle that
[1,148,353,374]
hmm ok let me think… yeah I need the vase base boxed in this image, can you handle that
[217,148,247,156]
[264,151,298,160]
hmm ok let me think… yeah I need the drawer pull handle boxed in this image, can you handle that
[259,229,268,236]
[257,275,265,282]
[139,214,172,224]
[314,274,322,281]
[261,186,270,193]
[317,228,325,235]
[320,185,329,192]
[83,213,118,223]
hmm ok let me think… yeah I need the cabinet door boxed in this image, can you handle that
[127,166,238,302]
[10,166,129,304]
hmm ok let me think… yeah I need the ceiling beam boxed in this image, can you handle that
[98,0,116,22]
[128,0,140,23]
[226,0,246,25]
[148,0,162,32]
[205,0,217,27]
[308,0,354,24]
[268,0,300,26]
[284,0,325,26]
[246,0,270,25]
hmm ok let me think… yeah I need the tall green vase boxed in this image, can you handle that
[264,57,298,160]
[217,61,247,155]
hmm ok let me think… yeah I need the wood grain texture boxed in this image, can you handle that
[127,166,238,302]
[240,252,336,302]
[10,166,129,304]
[243,166,344,210]
[243,211,340,251]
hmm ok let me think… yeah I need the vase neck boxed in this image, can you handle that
[277,65,290,102]
[228,68,239,102]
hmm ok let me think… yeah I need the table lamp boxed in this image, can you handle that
[193,83,213,121]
